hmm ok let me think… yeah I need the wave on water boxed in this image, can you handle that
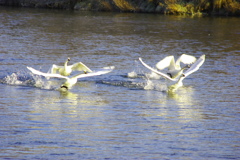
[100,70,168,92]
[0,70,168,92]
[0,71,57,90]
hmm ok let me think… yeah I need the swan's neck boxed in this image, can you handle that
[167,75,185,92]
[177,76,184,86]
[168,66,187,79]
[64,60,69,68]
[175,58,182,69]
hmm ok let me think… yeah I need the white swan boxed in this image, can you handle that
[139,54,205,88]
[156,54,197,79]
[27,66,115,90]
[47,58,92,76]
[171,54,205,89]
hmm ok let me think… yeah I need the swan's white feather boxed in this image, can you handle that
[27,66,115,89]
[177,54,197,65]
[70,62,93,73]
[27,66,69,80]
[28,66,114,80]
[139,58,178,81]
[156,54,197,71]
[71,66,115,79]
[156,56,174,70]
[139,54,205,84]
[182,54,205,78]
[47,58,92,76]
[169,54,205,89]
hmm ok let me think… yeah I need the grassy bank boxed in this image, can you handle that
[1,0,240,16]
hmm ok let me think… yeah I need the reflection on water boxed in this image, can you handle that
[142,84,204,122]
[168,86,204,122]
[0,7,239,160]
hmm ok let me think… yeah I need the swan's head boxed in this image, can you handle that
[167,73,172,78]
[67,57,71,61]
[182,64,191,70]
[60,85,68,90]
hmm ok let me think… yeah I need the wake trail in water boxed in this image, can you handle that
[0,68,168,92]
[99,69,168,92]
[0,71,57,90]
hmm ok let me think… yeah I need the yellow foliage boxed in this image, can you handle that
[165,0,188,14]
[214,0,228,9]
[101,1,113,11]
[225,1,240,13]
[214,0,240,13]
[167,3,187,13]
[113,0,136,11]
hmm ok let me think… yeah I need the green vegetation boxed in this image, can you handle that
[1,0,240,16]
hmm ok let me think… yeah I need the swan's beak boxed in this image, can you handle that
[183,64,191,70]
[67,58,71,61]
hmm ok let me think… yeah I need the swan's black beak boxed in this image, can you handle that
[183,64,191,71]
[184,64,191,69]
[68,58,71,61]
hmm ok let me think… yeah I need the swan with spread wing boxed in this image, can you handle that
[155,54,197,79]
[27,66,114,90]
[139,54,205,88]
[47,58,92,76]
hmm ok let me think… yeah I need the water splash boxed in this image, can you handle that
[1,72,57,90]
[126,67,168,92]
[4,73,23,85]
[127,71,138,78]
[100,80,145,89]
[143,79,168,91]
[146,72,161,80]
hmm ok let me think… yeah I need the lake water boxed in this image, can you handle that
[0,7,239,159]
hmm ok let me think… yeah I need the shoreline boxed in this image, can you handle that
[0,0,240,16]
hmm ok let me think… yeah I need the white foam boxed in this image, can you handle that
[127,71,138,78]
[144,79,168,92]
[4,73,23,85]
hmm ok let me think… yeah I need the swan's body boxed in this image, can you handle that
[156,54,197,79]
[139,55,205,89]
[48,58,92,76]
[27,66,114,90]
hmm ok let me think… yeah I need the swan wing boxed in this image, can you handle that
[178,54,197,65]
[27,66,69,80]
[183,55,205,78]
[156,56,175,70]
[47,64,63,74]
[70,62,93,73]
[73,66,115,79]
[139,58,178,81]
